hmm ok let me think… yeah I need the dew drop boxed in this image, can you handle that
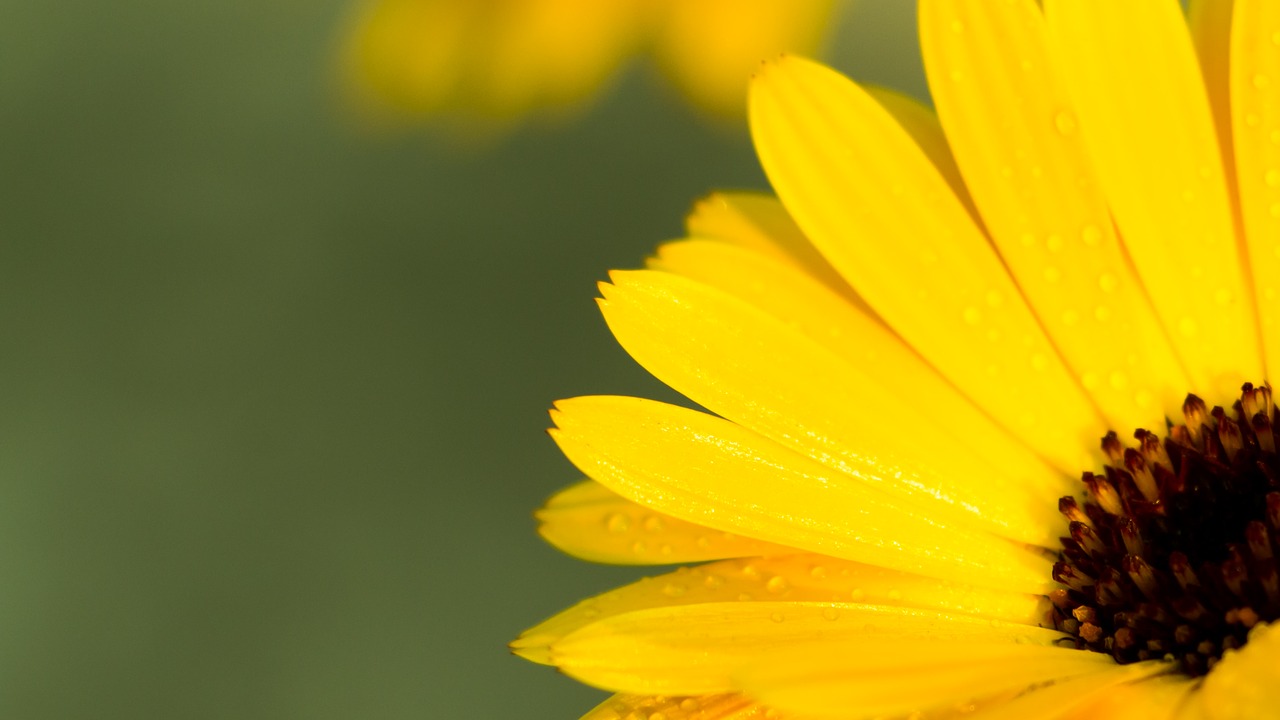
[1098,273,1118,293]
[986,328,1001,343]
[1248,113,1262,127]
[1179,316,1199,337]
[631,540,648,554]
[605,513,631,533]
[770,612,785,623]
[1109,371,1129,391]
[662,582,686,597]
[650,713,667,720]
[1182,188,1196,201]
[985,290,1003,307]
[1081,372,1100,390]
[680,699,699,712]
[1094,305,1111,322]
[822,607,841,621]
[1045,234,1064,252]
[887,589,903,602]
[1019,232,1035,247]
[695,535,710,549]
[1043,266,1061,283]
[1267,169,1280,187]
[1256,74,1271,89]
[737,592,753,601]
[643,515,665,533]
[963,306,982,324]
[850,588,866,602]
[950,69,964,82]
[809,565,828,580]
[1054,111,1077,136]
[704,574,724,589]
[659,544,673,556]
[1030,353,1048,371]
[1062,310,1079,326]
[1134,390,1153,409]
[1270,203,1280,218]
[1271,129,1280,144]
[950,18,964,32]
[1000,165,1014,179]
[766,576,789,594]
[1215,288,1233,306]
[1080,224,1101,246]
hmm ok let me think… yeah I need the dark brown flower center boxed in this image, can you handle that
[1051,383,1280,677]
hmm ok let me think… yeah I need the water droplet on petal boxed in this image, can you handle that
[643,515,665,532]
[1098,273,1118,293]
[1094,305,1111,322]
[822,607,841,621]
[963,306,982,324]
[1082,372,1100,390]
[605,513,631,533]
[1179,317,1199,337]
[1215,288,1233,306]
[1256,74,1271,89]
[1081,224,1101,246]
[1266,169,1280,187]
[1046,234,1064,252]
[770,612,785,623]
[766,576,789,594]
[1054,111,1077,135]
[1031,353,1048,371]
[1062,310,1079,326]
[662,583,686,598]
[1109,372,1129,391]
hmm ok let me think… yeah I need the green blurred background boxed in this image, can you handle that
[0,2,922,718]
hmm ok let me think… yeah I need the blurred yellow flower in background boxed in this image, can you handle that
[339,0,842,128]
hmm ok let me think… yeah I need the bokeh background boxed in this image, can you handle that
[0,2,923,718]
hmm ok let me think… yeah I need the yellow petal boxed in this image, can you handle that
[864,85,982,227]
[599,269,1064,546]
[1044,0,1262,399]
[1190,0,1238,200]
[653,0,838,117]
[750,55,1103,474]
[1230,0,1280,379]
[513,554,1051,664]
[549,602,1068,695]
[1062,673,1198,720]
[536,480,794,565]
[920,0,1189,429]
[582,693,776,720]
[649,240,1066,498]
[682,191,853,296]
[969,661,1177,720]
[1198,621,1280,720]
[737,641,1115,719]
[550,395,1055,593]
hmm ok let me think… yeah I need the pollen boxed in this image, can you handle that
[1052,383,1280,677]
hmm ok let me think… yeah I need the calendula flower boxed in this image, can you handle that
[339,0,841,126]
[514,1,1280,718]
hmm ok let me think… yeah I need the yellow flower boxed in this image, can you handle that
[339,0,841,126]
[514,1,1280,718]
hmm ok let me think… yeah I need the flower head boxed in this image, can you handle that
[339,0,841,128]
[515,1,1280,717]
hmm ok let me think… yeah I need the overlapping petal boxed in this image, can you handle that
[750,55,1103,474]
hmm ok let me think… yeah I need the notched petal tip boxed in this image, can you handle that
[508,633,555,665]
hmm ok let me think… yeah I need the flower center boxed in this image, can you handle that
[1051,383,1280,677]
